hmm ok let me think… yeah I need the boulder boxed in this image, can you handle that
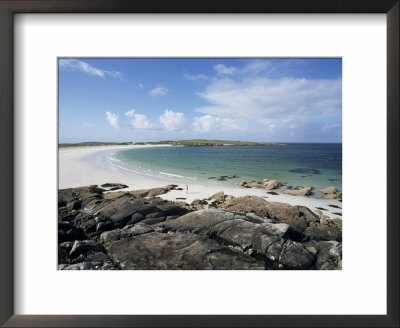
[319,186,336,194]
[332,218,342,229]
[225,195,234,201]
[278,241,316,269]
[262,179,283,190]
[104,231,265,270]
[218,196,319,235]
[69,240,104,258]
[319,186,342,199]
[319,217,330,227]
[283,186,312,196]
[305,226,342,242]
[247,183,264,189]
[323,192,342,199]
[96,198,158,229]
[58,185,340,270]
[58,185,104,210]
[141,216,166,225]
[155,202,189,216]
[66,200,81,211]
[245,212,268,224]
[218,195,270,216]
[127,212,145,225]
[157,209,314,269]
[62,262,101,270]
[312,240,342,270]
[58,222,85,243]
[58,246,68,264]
[101,183,129,190]
[147,186,175,197]
[129,185,177,198]
[99,229,123,243]
[191,199,207,206]
[210,191,225,202]
[99,224,155,243]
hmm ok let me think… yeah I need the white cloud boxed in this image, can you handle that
[184,73,209,81]
[159,109,187,132]
[131,114,153,130]
[82,123,92,128]
[190,62,342,142]
[125,109,135,117]
[125,109,154,129]
[193,115,220,132]
[220,117,247,131]
[59,59,123,80]
[193,115,246,133]
[215,60,304,78]
[149,86,168,96]
[214,64,238,75]
[106,111,120,130]
[195,76,341,126]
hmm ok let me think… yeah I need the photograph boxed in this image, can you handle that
[1,0,397,325]
[58,58,342,270]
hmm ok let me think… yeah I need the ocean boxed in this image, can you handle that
[107,143,342,197]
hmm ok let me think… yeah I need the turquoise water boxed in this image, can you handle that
[111,144,342,194]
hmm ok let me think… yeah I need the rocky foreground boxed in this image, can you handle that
[58,184,342,270]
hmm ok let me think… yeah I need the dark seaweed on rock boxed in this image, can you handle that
[58,185,342,270]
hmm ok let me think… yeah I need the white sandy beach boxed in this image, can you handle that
[59,145,343,219]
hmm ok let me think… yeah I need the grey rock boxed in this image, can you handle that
[128,212,145,225]
[104,231,264,270]
[58,246,68,264]
[305,226,342,242]
[210,191,225,202]
[123,224,154,236]
[63,262,101,270]
[69,240,104,258]
[101,183,128,190]
[245,212,267,224]
[166,215,180,221]
[59,241,75,252]
[278,241,315,269]
[141,216,166,225]
[100,230,122,243]
[146,212,165,219]
[315,241,342,270]
[219,196,319,235]
[158,209,309,269]
[283,186,312,196]
[58,185,341,270]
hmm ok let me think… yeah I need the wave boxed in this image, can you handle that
[159,171,197,180]
[104,153,197,181]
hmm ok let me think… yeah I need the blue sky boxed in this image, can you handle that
[59,58,342,143]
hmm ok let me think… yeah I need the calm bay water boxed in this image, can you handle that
[111,144,342,193]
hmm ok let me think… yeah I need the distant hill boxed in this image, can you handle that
[59,139,285,148]
[146,139,285,146]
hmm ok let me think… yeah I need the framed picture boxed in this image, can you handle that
[0,0,398,327]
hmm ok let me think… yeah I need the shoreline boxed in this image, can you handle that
[59,144,342,220]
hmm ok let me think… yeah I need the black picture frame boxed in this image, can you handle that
[0,0,398,327]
